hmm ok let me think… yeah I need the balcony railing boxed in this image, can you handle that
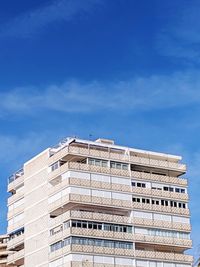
[70,262,129,267]
[49,227,133,245]
[8,168,24,184]
[49,177,131,197]
[133,217,191,232]
[8,174,24,192]
[7,203,24,220]
[49,193,133,213]
[133,234,192,248]
[132,187,189,201]
[7,249,24,265]
[132,202,190,216]
[135,250,193,263]
[7,219,24,234]
[49,210,131,228]
[49,162,187,187]
[49,226,192,249]
[7,234,24,250]
[49,145,186,173]
[49,176,188,204]
[71,244,135,257]
[49,244,193,263]
[132,171,187,186]
[8,189,24,205]
[49,262,133,267]
[49,210,191,233]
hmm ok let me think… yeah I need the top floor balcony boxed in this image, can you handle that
[8,168,24,192]
[49,143,186,175]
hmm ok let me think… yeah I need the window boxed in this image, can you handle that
[50,225,63,236]
[70,220,132,233]
[51,161,60,172]
[88,158,108,168]
[131,181,146,188]
[110,161,129,170]
[50,241,62,252]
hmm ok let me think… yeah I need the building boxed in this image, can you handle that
[0,234,16,266]
[194,258,200,267]
[6,137,193,267]
[0,235,8,266]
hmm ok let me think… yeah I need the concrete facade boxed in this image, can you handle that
[7,137,193,267]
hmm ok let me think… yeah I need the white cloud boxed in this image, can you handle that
[0,0,101,38]
[156,1,200,63]
[1,70,200,115]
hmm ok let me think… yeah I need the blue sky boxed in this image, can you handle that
[0,0,200,258]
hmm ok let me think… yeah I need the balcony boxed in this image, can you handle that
[132,171,187,186]
[49,226,191,250]
[49,210,191,233]
[70,261,114,267]
[7,234,24,250]
[7,220,24,234]
[132,202,190,216]
[49,162,187,188]
[71,244,134,257]
[133,234,192,248]
[7,249,24,265]
[0,258,7,265]
[49,193,133,214]
[133,217,191,232]
[7,203,24,220]
[132,187,189,201]
[8,189,24,206]
[49,210,131,229]
[70,263,127,267]
[135,250,193,263]
[49,177,131,197]
[49,227,133,245]
[8,175,24,193]
[49,145,186,174]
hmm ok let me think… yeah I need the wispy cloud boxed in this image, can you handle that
[156,0,200,63]
[1,70,200,115]
[0,0,101,38]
